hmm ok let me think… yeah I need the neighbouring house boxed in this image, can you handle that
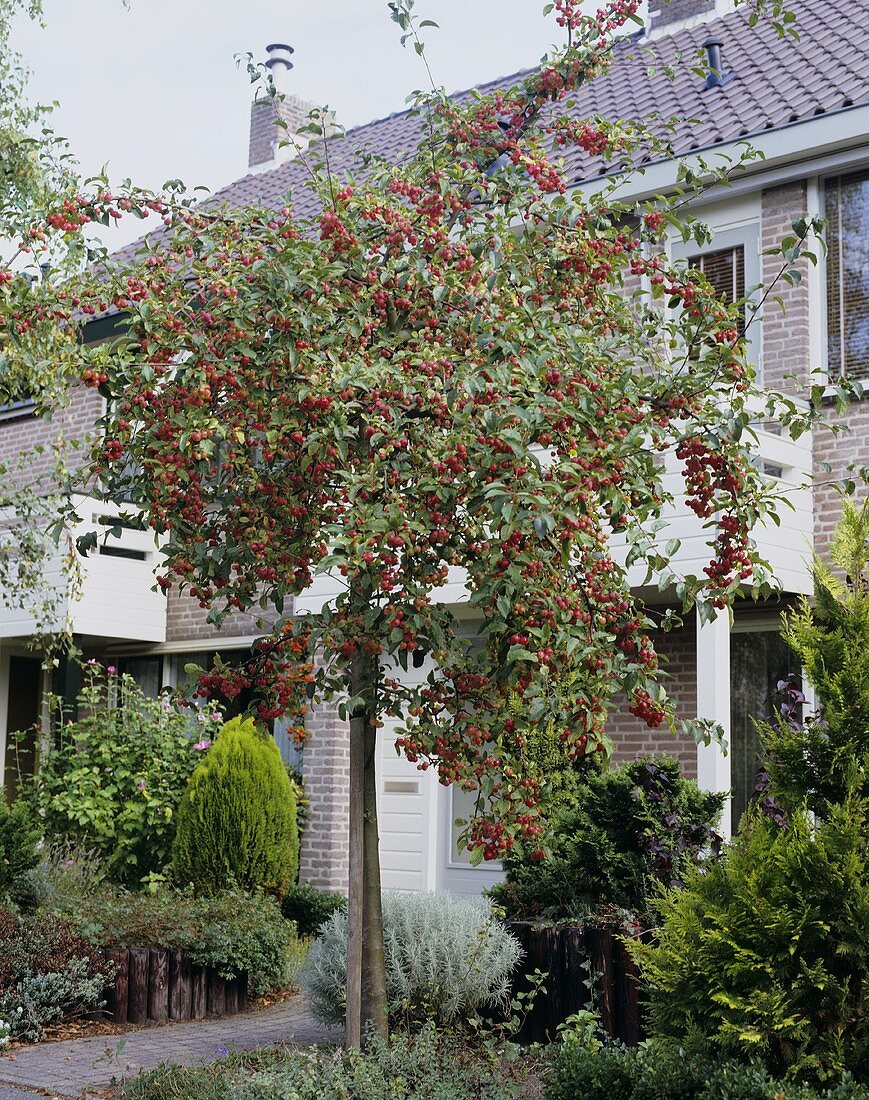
[2,0,868,897]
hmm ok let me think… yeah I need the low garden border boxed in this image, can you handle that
[99,948,248,1025]
[506,922,643,1045]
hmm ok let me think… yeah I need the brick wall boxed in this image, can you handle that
[813,398,869,563]
[165,590,278,644]
[0,387,101,490]
[760,182,811,394]
[648,0,714,29]
[607,620,698,778]
[298,696,350,892]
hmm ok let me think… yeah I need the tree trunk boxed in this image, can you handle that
[345,649,388,1047]
[361,708,388,1039]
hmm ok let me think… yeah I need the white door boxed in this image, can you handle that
[437,782,505,897]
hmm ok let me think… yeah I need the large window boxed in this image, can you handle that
[729,629,798,827]
[826,170,869,379]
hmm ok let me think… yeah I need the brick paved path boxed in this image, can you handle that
[0,998,339,1099]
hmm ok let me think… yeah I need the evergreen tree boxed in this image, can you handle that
[173,717,298,898]
[764,498,869,817]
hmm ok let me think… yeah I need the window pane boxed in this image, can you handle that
[689,246,746,332]
[729,630,797,827]
[118,656,162,698]
[826,171,869,379]
[450,784,482,865]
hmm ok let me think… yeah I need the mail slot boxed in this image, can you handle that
[383,779,420,794]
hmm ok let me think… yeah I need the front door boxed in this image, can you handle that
[5,656,42,801]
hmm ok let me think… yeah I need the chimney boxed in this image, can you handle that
[648,0,715,32]
[248,43,319,171]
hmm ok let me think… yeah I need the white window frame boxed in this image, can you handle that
[671,223,763,382]
[819,167,869,385]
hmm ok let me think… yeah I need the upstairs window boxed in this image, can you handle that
[826,170,869,379]
[689,245,746,329]
[0,393,36,422]
[673,225,759,376]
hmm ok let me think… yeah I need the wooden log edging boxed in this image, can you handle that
[506,921,644,1046]
[99,947,248,1025]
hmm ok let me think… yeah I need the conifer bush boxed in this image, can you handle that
[0,801,41,910]
[629,504,869,1085]
[172,717,298,898]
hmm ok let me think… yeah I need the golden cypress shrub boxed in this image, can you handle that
[172,717,298,898]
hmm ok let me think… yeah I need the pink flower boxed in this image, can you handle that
[136,778,147,791]
[107,665,116,674]
[194,739,212,751]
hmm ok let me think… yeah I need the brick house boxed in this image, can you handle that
[2,0,868,895]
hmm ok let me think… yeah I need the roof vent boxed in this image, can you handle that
[703,36,735,89]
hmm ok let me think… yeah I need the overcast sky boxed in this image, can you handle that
[9,1,653,247]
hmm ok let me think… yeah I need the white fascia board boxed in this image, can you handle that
[572,104,869,207]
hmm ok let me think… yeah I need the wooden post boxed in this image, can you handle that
[237,972,248,1012]
[169,949,192,1021]
[148,948,169,1023]
[207,972,226,1016]
[128,948,149,1025]
[191,964,207,1020]
[616,941,643,1045]
[562,926,589,1018]
[225,976,239,1015]
[588,929,614,1037]
[102,948,129,1024]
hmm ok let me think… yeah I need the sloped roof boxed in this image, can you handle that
[116,0,869,258]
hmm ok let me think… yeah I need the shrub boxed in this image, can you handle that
[303,892,522,1029]
[764,499,869,817]
[173,717,298,898]
[0,962,107,1043]
[0,800,41,910]
[50,884,294,994]
[629,802,869,1084]
[548,1040,869,1100]
[29,666,212,886]
[281,883,346,937]
[491,757,724,922]
[0,907,109,1042]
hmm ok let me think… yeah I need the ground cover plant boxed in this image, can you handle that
[173,716,299,898]
[491,756,724,922]
[0,906,109,1042]
[549,1038,869,1100]
[121,1024,542,1100]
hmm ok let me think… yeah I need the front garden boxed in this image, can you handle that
[0,513,865,1098]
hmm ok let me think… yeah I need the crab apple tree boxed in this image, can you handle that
[18,0,817,1045]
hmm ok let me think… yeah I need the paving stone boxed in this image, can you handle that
[0,1085,46,1100]
[0,998,339,1098]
